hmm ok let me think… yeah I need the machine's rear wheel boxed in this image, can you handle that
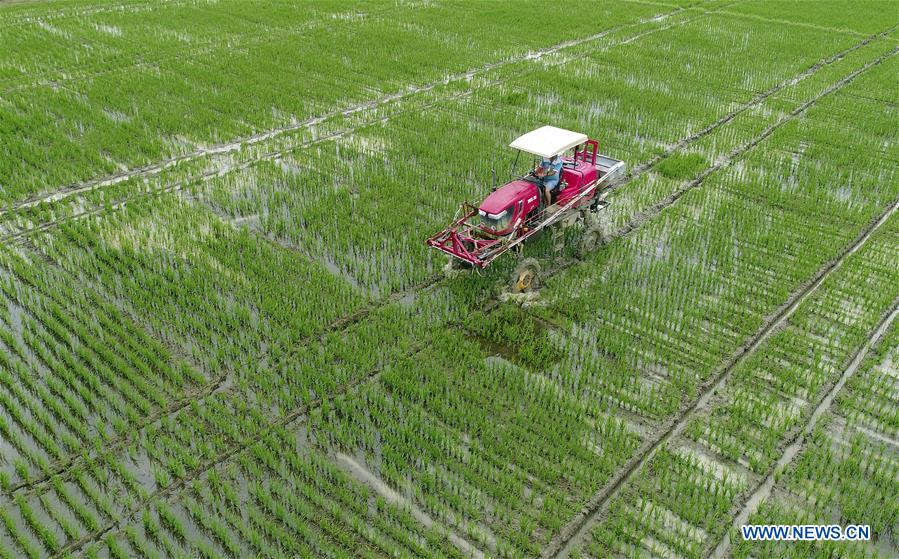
[578,225,606,258]
[511,258,541,293]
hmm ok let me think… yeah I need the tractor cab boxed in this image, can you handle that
[508,125,600,207]
[474,126,602,236]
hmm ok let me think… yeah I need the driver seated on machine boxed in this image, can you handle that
[535,154,563,207]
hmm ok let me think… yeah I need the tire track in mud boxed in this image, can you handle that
[709,301,899,559]
[544,47,899,559]
[335,451,491,559]
[11,25,894,545]
[3,2,696,215]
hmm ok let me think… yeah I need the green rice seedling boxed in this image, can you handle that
[654,152,709,180]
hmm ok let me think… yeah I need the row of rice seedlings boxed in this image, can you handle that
[0,0,672,204]
[0,242,470,554]
[0,278,466,557]
[575,180,899,559]
[0,259,195,486]
[195,102,527,296]
[82,424,470,559]
[42,221,266,375]
[583,444,747,559]
[1,394,246,556]
[30,196,367,376]
[309,328,642,557]
[1,244,187,385]
[539,191,819,410]
[546,42,898,554]
[0,453,129,558]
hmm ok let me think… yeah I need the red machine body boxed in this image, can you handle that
[427,135,623,268]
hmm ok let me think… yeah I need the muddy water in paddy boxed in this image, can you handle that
[40,490,83,541]
[122,447,156,493]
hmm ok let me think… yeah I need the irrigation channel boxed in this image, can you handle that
[42,38,899,559]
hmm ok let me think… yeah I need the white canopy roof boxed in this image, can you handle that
[509,126,588,158]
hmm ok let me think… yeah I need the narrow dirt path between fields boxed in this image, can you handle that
[3,2,694,215]
[709,302,899,558]
[544,45,899,555]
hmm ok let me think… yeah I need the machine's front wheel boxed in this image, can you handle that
[511,258,541,293]
[578,225,606,258]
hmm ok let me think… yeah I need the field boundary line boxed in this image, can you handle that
[543,45,899,558]
[3,3,694,215]
[709,301,899,558]
[717,9,868,38]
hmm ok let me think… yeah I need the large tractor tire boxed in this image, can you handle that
[578,224,606,258]
[511,258,541,293]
